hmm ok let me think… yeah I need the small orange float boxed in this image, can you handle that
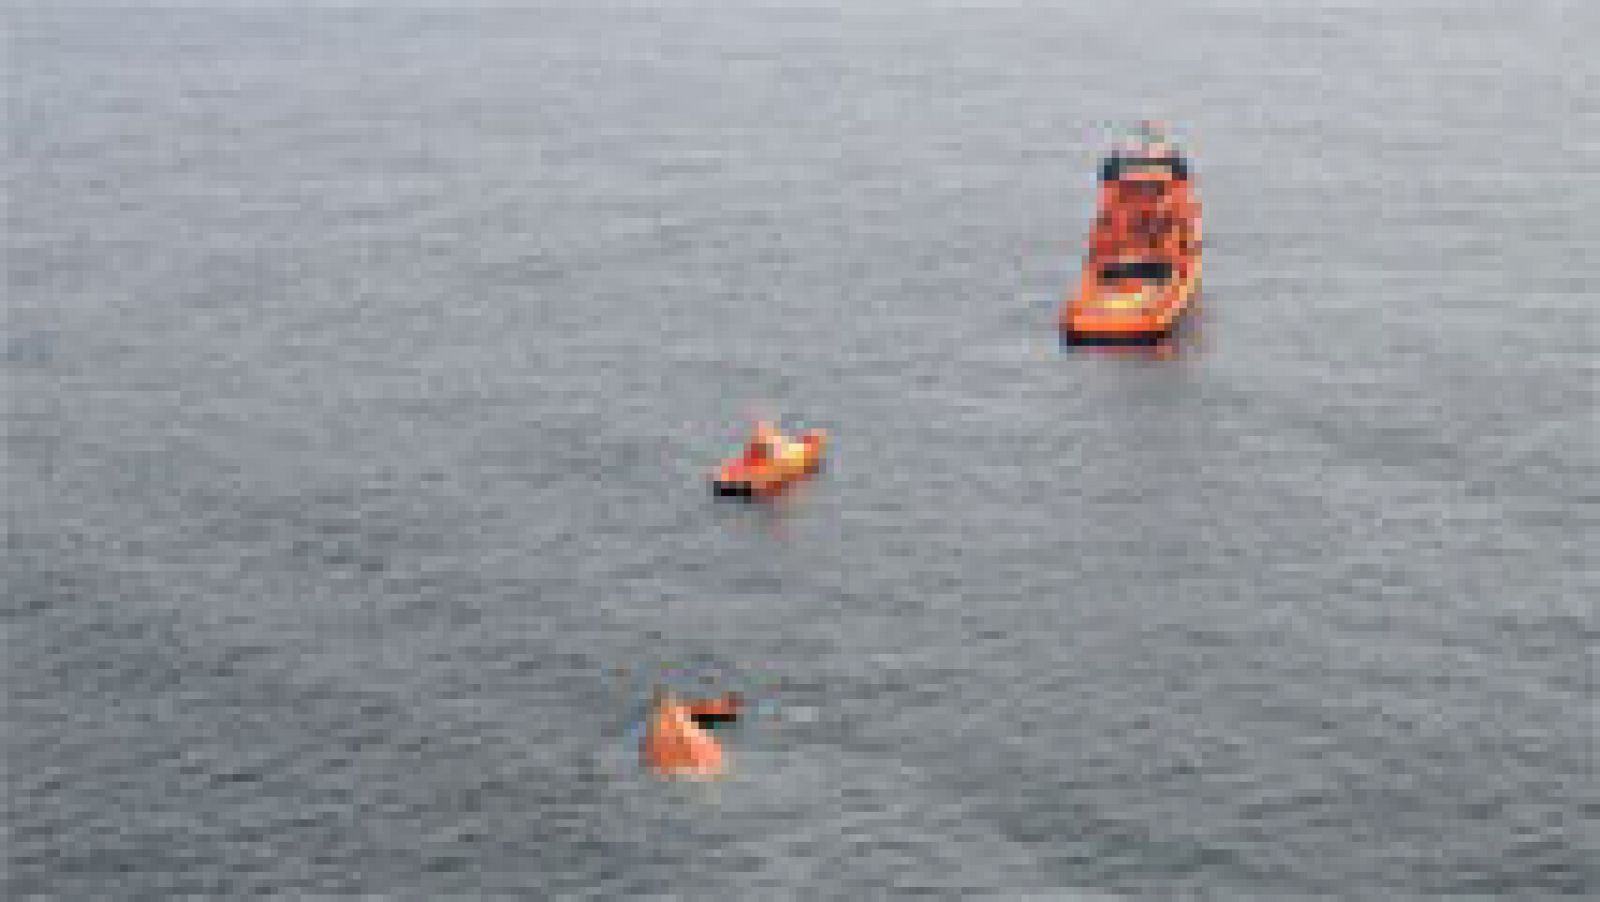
[711,421,827,499]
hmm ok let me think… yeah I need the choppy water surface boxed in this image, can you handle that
[6,2,1595,896]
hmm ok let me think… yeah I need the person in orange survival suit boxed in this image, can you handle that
[1092,208,1140,260]
[746,420,785,462]
[1125,205,1168,253]
[1150,207,1180,253]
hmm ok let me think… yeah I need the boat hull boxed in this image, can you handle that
[1061,265,1200,345]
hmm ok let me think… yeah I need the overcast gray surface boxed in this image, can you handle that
[6,2,1596,896]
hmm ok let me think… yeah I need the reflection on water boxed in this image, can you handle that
[712,474,821,542]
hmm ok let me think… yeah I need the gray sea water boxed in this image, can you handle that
[5,1,1596,897]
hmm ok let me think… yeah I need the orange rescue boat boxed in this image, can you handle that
[1062,123,1202,345]
[711,421,827,499]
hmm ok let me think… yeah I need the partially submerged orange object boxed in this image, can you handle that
[641,687,725,779]
[1062,126,1202,345]
[711,422,827,499]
